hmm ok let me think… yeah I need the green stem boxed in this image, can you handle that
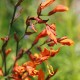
[25,44,34,54]
[19,25,28,42]
[8,6,17,36]
[16,42,19,56]
[16,25,28,56]
[2,41,8,80]
[3,54,7,76]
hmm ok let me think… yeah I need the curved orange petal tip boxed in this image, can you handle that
[46,25,57,43]
[50,24,56,31]
[5,48,12,56]
[48,5,69,15]
[59,39,74,46]
[41,48,50,56]
[50,48,60,57]
[41,0,55,10]
[33,29,47,45]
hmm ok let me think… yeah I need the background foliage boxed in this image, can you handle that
[0,0,80,80]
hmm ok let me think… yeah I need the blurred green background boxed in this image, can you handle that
[0,0,80,80]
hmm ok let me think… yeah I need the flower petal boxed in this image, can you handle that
[38,69,45,80]
[48,5,69,16]
[33,29,47,44]
[46,25,57,43]
[5,48,12,56]
[50,48,60,57]
[41,48,50,56]
[41,0,55,10]
[59,38,74,46]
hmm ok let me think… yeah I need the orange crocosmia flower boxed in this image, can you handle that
[22,72,31,80]
[33,23,57,45]
[13,61,38,77]
[29,54,49,65]
[25,78,31,80]
[38,69,45,80]
[50,48,60,57]
[41,48,50,56]
[23,77,31,80]
[12,73,21,80]
[12,66,25,79]
[33,29,47,44]
[26,66,38,76]
[48,5,69,15]
[13,65,25,75]
[46,25,57,43]
[29,54,43,65]
[29,49,51,65]
[41,0,55,10]
[23,61,36,68]
[48,36,68,47]
[29,54,37,61]
[24,78,31,80]
[50,24,56,31]
[59,39,74,46]
[23,62,38,76]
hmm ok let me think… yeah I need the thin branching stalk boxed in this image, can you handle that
[2,40,8,80]
[16,42,19,56]
[8,6,17,36]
